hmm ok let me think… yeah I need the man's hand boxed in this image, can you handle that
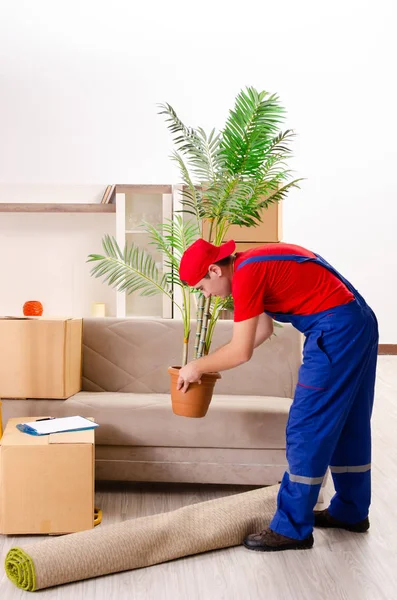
[175,315,271,393]
[177,361,203,393]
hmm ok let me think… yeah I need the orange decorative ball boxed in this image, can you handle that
[23,301,43,317]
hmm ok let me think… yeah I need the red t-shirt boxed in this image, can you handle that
[232,243,354,322]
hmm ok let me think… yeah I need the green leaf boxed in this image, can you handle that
[159,103,222,186]
[160,86,301,249]
[87,235,173,299]
[219,88,288,178]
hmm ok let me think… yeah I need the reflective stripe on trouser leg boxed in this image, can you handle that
[330,464,371,474]
[287,470,325,485]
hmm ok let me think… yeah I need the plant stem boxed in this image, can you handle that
[194,294,205,359]
[197,296,211,358]
[182,335,189,367]
[181,285,191,366]
[208,218,214,242]
[206,297,222,352]
[214,218,227,246]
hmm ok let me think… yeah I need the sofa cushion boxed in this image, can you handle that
[82,318,302,398]
[2,392,291,449]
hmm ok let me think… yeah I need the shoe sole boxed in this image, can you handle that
[243,541,314,552]
[314,522,369,533]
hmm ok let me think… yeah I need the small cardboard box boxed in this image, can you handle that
[0,317,82,399]
[0,417,95,535]
[202,200,282,243]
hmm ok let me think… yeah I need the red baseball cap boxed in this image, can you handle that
[179,238,236,286]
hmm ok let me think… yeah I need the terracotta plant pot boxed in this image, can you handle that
[168,366,221,418]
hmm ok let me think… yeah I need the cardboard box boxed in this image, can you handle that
[235,242,280,253]
[202,201,282,243]
[0,317,82,399]
[0,417,94,534]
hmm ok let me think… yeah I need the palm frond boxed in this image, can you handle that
[158,103,201,153]
[142,216,200,288]
[170,214,201,255]
[204,178,255,221]
[87,235,173,299]
[170,151,201,223]
[179,187,206,221]
[189,127,222,183]
[143,222,182,290]
[267,129,296,155]
[219,87,287,178]
[258,153,289,181]
[159,104,222,185]
[256,179,304,209]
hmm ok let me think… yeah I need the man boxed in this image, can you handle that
[178,238,378,552]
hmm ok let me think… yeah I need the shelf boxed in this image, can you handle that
[125,229,149,234]
[0,203,116,213]
[116,184,172,194]
[0,185,173,213]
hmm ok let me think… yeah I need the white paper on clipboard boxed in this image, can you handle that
[19,416,99,435]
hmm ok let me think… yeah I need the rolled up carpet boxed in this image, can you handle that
[5,485,278,592]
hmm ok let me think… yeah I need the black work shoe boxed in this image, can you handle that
[243,527,314,552]
[314,509,369,532]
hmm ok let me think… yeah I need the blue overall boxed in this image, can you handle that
[237,253,379,540]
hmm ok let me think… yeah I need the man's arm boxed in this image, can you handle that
[254,313,274,348]
[177,314,271,392]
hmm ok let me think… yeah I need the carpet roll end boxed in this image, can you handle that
[5,547,37,592]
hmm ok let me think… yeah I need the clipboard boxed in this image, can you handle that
[16,416,99,436]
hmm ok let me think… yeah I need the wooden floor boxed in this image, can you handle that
[1,357,396,600]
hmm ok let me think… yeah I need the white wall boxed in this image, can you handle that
[0,1,396,340]
[0,208,116,318]
[0,185,117,317]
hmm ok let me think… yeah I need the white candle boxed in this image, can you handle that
[91,303,106,317]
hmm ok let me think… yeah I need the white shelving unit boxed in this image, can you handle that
[115,185,173,318]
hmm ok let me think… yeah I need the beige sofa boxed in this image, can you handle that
[1,318,302,486]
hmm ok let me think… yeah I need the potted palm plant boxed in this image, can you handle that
[88,86,301,417]
[88,216,221,417]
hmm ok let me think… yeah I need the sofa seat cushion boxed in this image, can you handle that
[1,392,291,449]
[60,392,292,449]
